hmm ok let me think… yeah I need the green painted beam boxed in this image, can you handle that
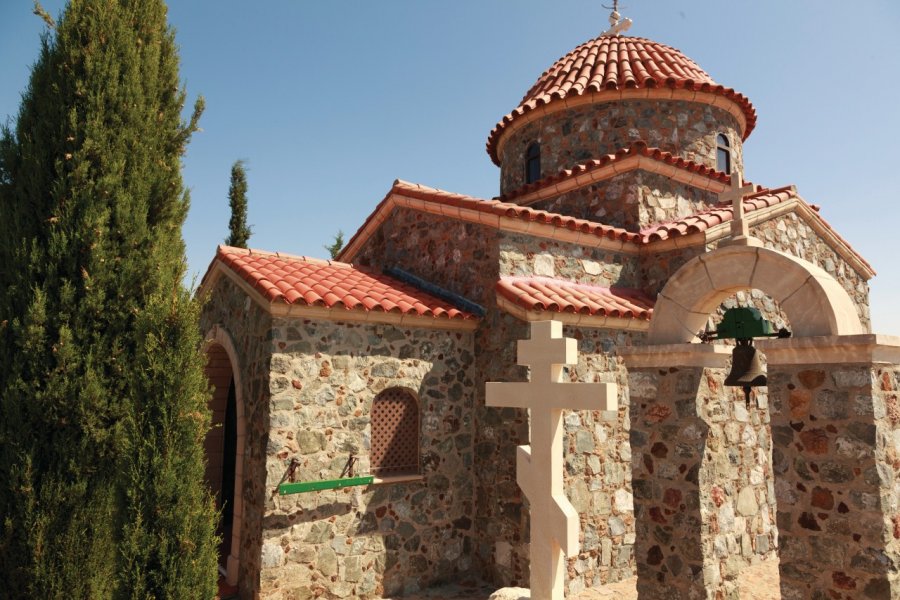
[278,475,374,495]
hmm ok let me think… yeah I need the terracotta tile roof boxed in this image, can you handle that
[487,36,757,164]
[339,180,874,281]
[640,186,795,242]
[338,180,642,261]
[501,141,732,202]
[212,245,478,323]
[497,276,654,321]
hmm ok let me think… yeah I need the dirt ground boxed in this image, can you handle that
[383,558,781,599]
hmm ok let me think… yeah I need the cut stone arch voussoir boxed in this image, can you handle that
[649,245,863,344]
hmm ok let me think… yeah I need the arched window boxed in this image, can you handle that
[525,142,541,184]
[716,133,732,174]
[370,388,419,476]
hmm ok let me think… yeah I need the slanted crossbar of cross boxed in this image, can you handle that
[486,321,617,600]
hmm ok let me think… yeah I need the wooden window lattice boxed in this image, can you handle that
[371,388,419,476]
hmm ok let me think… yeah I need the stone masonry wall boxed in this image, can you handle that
[526,170,720,232]
[495,231,646,592]
[260,318,476,599]
[499,231,640,289]
[350,207,519,588]
[353,207,499,308]
[628,365,778,599]
[768,363,900,599]
[200,275,274,599]
[499,100,744,195]
[561,325,644,595]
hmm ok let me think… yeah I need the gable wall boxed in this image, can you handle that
[499,230,639,288]
[525,170,720,231]
[637,213,871,331]
[352,207,500,307]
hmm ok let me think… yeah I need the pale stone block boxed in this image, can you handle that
[700,245,756,292]
[261,541,285,568]
[582,259,602,275]
[614,488,634,512]
[736,487,759,516]
[534,254,555,277]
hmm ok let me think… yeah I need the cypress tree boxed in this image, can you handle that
[0,1,218,597]
[324,230,344,259]
[225,159,251,248]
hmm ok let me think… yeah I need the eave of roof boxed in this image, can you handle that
[496,276,654,330]
[338,180,643,263]
[338,179,874,282]
[198,246,480,331]
[639,187,875,278]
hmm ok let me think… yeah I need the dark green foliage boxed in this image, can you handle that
[324,230,344,259]
[225,159,251,248]
[0,1,218,597]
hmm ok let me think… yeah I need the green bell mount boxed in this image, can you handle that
[699,307,791,406]
[276,454,373,496]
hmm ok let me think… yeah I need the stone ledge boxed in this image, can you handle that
[619,343,731,369]
[757,333,900,365]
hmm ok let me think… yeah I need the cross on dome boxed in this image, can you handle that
[601,0,633,36]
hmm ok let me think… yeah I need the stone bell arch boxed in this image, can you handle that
[621,244,900,600]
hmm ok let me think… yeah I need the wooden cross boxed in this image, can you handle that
[486,321,617,600]
[719,171,755,240]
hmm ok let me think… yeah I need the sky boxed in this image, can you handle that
[2,1,899,333]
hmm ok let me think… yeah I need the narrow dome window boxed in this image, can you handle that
[525,142,541,184]
[716,133,732,174]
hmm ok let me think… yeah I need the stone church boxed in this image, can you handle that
[197,12,900,600]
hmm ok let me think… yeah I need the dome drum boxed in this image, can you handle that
[499,99,744,196]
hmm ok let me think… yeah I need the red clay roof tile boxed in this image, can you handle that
[338,179,873,279]
[487,36,757,165]
[213,246,477,323]
[497,276,654,320]
[639,186,794,242]
[338,180,643,261]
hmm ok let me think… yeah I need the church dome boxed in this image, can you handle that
[487,35,757,167]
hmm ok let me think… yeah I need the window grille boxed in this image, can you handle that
[370,388,419,476]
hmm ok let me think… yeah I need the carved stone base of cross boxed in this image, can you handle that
[486,321,618,599]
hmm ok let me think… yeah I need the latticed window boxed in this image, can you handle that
[370,388,420,476]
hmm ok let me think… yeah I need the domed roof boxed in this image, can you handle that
[487,35,757,165]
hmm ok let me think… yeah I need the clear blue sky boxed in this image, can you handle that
[2,1,899,333]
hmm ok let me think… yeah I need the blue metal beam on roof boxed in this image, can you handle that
[385,267,486,318]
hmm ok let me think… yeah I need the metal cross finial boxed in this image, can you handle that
[601,0,633,36]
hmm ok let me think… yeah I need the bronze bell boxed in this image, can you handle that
[725,340,767,388]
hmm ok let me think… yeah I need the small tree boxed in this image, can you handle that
[225,159,251,248]
[324,230,344,259]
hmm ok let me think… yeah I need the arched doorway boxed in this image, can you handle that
[203,326,246,587]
